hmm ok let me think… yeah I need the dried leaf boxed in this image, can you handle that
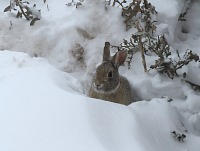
[30,18,39,26]
[4,6,11,12]
[16,11,22,18]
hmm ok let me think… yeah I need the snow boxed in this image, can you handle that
[1,0,200,151]
[28,7,42,19]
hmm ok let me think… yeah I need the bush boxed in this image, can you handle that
[4,0,41,26]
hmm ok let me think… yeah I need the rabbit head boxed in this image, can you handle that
[92,42,127,93]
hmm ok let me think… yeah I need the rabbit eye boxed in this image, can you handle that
[108,71,113,78]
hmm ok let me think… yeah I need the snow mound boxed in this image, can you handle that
[0,50,200,151]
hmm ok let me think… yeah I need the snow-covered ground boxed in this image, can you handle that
[1,0,200,151]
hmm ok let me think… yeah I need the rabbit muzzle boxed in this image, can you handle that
[93,82,104,90]
[92,80,121,94]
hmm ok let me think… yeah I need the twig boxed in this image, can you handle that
[47,4,49,11]
[184,80,200,90]
[17,2,29,20]
[139,35,147,72]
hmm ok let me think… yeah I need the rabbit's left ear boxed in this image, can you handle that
[111,51,127,67]
[103,42,111,62]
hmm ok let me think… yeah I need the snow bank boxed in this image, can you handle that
[0,50,200,151]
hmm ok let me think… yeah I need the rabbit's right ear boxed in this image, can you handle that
[111,51,127,67]
[103,42,110,62]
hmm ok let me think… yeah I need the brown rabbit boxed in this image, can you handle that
[89,42,134,105]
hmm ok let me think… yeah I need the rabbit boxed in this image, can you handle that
[89,42,134,105]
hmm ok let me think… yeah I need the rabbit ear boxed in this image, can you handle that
[111,51,127,67]
[103,42,111,62]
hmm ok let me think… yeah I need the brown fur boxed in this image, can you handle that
[89,76,133,105]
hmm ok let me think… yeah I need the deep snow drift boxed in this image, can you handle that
[1,50,200,151]
[0,0,200,151]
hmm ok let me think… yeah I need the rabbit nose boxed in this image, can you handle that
[94,81,101,88]
[94,83,100,87]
